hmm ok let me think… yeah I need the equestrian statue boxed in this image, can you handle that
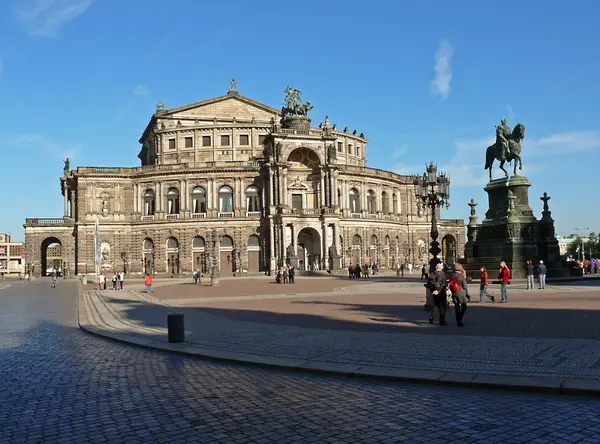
[484,119,526,180]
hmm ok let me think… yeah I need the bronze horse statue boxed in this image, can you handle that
[484,122,526,180]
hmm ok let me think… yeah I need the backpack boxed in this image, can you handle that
[449,275,460,293]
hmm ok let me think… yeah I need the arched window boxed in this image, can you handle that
[246,185,260,212]
[143,238,154,251]
[192,236,205,250]
[352,234,362,247]
[167,188,180,215]
[220,235,234,248]
[392,193,398,214]
[166,237,179,249]
[191,187,206,214]
[143,190,155,216]
[349,188,360,213]
[219,185,234,213]
[371,235,378,247]
[382,191,389,214]
[367,190,376,214]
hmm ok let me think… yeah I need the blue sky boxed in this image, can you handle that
[1,0,599,242]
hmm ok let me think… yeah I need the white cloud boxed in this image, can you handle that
[133,84,150,97]
[430,39,453,100]
[16,0,94,38]
[4,134,81,160]
[526,131,600,157]
[505,104,516,121]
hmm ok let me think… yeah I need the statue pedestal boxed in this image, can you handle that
[281,116,311,130]
[464,175,569,279]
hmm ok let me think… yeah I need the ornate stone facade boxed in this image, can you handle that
[24,86,465,277]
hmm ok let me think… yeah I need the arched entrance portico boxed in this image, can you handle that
[297,227,321,271]
[41,237,62,277]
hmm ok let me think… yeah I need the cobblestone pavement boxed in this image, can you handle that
[1,281,599,443]
[94,277,600,385]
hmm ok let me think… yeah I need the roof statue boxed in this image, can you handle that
[281,86,313,118]
[228,78,238,95]
[484,118,526,180]
[156,101,166,110]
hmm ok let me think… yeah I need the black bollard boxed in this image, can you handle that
[167,313,185,343]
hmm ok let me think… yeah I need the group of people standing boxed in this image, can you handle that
[427,261,515,327]
[276,264,295,284]
[348,263,378,279]
[96,271,125,290]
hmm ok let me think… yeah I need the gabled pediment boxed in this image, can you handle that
[165,93,280,121]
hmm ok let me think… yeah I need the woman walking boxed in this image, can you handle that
[428,262,447,326]
[498,261,511,303]
[479,267,495,303]
[450,264,470,327]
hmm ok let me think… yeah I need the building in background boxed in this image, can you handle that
[0,233,25,275]
[24,82,465,277]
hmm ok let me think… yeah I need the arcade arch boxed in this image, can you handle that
[297,227,321,271]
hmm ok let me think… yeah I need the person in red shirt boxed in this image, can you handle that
[498,261,510,302]
[479,267,495,303]
[145,273,153,293]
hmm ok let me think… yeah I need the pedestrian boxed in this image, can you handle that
[102,273,107,290]
[421,265,428,281]
[450,263,470,327]
[119,271,124,290]
[407,263,413,274]
[428,262,447,326]
[526,260,534,290]
[112,272,118,290]
[145,273,153,293]
[479,266,495,303]
[193,269,198,284]
[288,265,295,284]
[400,263,405,277]
[51,269,57,288]
[538,260,547,289]
[498,261,510,303]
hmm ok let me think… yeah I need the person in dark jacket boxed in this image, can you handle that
[427,262,447,326]
[538,260,547,289]
[526,260,534,290]
[451,263,470,327]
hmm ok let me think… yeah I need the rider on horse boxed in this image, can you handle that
[496,118,512,159]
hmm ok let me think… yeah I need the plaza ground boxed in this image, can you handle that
[2,278,600,442]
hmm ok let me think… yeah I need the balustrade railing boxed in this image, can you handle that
[25,218,67,226]
[245,211,262,217]
[219,212,234,218]
[141,215,155,221]
[191,213,207,219]
[166,214,180,219]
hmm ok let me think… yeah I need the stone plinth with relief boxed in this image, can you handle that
[463,176,573,279]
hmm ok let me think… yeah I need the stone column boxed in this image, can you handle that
[269,217,276,273]
[70,189,76,218]
[282,170,288,207]
[320,170,325,207]
[322,222,329,270]
[63,183,69,217]
[133,184,138,214]
[180,180,185,212]
[239,177,245,215]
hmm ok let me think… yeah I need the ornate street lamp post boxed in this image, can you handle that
[414,162,450,310]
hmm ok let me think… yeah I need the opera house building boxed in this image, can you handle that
[24,82,465,277]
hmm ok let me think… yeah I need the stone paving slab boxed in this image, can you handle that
[78,282,600,396]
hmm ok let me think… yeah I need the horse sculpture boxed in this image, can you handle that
[484,122,526,180]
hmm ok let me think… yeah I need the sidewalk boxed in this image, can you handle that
[79,281,600,397]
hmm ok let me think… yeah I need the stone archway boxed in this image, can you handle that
[41,237,62,277]
[286,148,324,210]
[297,227,321,271]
